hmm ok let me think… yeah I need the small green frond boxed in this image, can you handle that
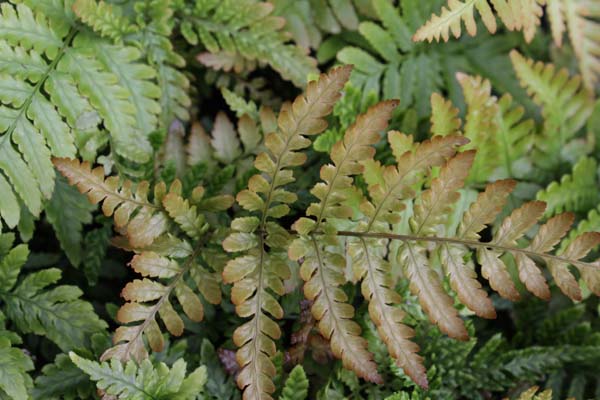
[0,1,165,228]
[279,365,309,400]
[32,353,95,400]
[537,157,599,216]
[510,50,595,163]
[70,352,207,400]
[0,233,107,351]
[72,0,138,42]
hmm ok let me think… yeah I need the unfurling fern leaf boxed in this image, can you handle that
[54,158,229,362]
[222,65,352,400]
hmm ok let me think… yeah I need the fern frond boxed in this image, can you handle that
[0,2,164,228]
[54,158,167,248]
[0,335,33,400]
[455,72,534,181]
[272,0,361,49]
[223,66,351,399]
[70,352,207,400]
[55,157,229,361]
[279,365,309,400]
[45,175,95,267]
[0,232,107,352]
[413,0,544,43]
[430,92,461,137]
[284,84,600,390]
[510,50,595,161]
[73,0,190,127]
[512,386,553,400]
[184,0,318,87]
[292,101,399,385]
[72,0,138,42]
[558,0,600,89]
[537,157,599,216]
[350,237,428,387]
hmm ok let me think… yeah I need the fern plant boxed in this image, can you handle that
[5,1,600,398]
[210,66,600,399]
[53,64,600,400]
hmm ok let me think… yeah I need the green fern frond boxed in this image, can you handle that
[0,232,107,352]
[0,335,33,400]
[72,0,138,42]
[537,157,599,216]
[32,352,96,400]
[454,72,534,182]
[182,0,318,87]
[510,50,595,167]
[70,352,207,400]
[272,0,361,49]
[279,365,309,400]
[336,0,521,119]
[73,0,190,127]
[45,174,95,267]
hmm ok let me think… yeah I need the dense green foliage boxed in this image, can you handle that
[0,0,599,399]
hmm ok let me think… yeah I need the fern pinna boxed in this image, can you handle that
[55,66,600,400]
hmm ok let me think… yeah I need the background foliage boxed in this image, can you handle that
[0,0,599,399]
